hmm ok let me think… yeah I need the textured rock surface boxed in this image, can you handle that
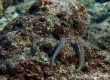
[78,0,95,8]
[0,0,35,31]
[0,0,110,80]
[88,1,110,52]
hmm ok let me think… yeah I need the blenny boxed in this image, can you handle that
[75,37,85,71]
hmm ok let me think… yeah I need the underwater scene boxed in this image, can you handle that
[0,0,110,79]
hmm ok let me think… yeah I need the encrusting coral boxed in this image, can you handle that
[0,0,110,79]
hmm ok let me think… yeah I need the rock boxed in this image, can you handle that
[0,0,3,17]
[78,0,95,8]
[0,0,110,79]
